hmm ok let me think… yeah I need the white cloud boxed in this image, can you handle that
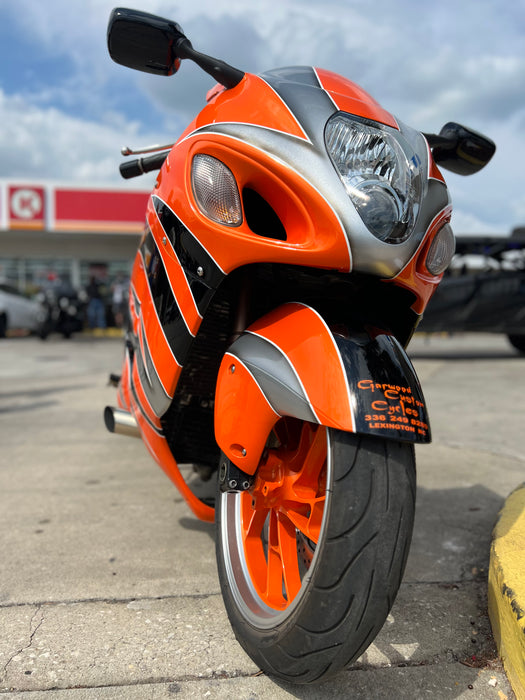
[1,0,523,233]
[0,89,159,185]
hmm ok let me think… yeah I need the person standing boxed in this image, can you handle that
[111,275,128,328]
[86,277,106,330]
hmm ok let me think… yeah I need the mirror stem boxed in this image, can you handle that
[423,133,458,149]
[175,38,245,89]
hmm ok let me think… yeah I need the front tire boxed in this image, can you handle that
[215,418,416,684]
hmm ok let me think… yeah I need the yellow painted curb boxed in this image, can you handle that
[83,327,124,338]
[489,482,525,700]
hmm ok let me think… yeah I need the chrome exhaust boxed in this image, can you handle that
[104,406,141,438]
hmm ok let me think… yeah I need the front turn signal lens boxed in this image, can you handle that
[191,153,242,226]
[425,223,455,276]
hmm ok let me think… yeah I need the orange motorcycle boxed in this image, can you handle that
[104,8,495,683]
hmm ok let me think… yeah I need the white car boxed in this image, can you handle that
[0,284,44,338]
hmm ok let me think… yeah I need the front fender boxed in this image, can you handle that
[214,302,430,473]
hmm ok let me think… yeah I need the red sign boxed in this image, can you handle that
[8,186,46,229]
[54,188,149,233]
[2,183,150,233]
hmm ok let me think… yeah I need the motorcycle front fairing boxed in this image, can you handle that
[115,66,449,520]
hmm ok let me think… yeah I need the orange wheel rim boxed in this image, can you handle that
[239,419,327,610]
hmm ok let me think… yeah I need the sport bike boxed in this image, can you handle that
[104,8,495,683]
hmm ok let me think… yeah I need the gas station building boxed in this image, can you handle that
[0,180,149,292]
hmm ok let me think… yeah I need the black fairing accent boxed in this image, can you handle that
[140,230,193,364]
[153,195,224,314]
[161,275,234,468]
[335,332,431,443]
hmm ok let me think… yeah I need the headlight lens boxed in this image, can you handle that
[426,223,455,275]
[325,113,423,244]
[191,154,242,226]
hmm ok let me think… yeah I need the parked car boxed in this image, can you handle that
[420,233,525,352]
[0,283,45,338]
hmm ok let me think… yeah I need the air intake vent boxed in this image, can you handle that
[242,188,286,241]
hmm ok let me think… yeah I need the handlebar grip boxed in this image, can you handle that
[119,151,169,179]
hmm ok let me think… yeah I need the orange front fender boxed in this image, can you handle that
[214,302,355,473]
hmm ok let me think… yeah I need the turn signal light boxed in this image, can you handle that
[425,223,455,276]
[191,153,242,226]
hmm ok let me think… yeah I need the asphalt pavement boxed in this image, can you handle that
[0,332,523,699]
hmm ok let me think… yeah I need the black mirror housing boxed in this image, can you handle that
[107,7,186,76]
[430,122,496,176]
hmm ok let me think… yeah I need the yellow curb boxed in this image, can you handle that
[83,328,124,338]
[489,482,525,700]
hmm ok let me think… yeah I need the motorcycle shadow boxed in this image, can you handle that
[409,349,522,361]
[408,334,524,361]
[177,462,216,540]
[289,482,504,696]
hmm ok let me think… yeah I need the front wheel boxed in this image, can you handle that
[215,418,416,684]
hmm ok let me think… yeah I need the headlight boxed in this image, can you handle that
[325,113,423,244]
[191,154,242,226]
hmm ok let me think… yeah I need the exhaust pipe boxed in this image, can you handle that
[104,406,141,438]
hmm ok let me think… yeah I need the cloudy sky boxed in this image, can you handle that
[1,0,524,234]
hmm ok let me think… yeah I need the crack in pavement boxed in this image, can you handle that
[0,592,221,611]
[1,605,44,687]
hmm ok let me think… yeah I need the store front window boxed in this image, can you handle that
[0,258,132,296]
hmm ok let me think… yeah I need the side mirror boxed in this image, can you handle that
[427,122,496,176]
[107,7,186,76]
[107,7,245,88]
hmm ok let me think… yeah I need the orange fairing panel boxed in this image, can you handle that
[117,348,131,412]
[195,73,309,140]
[315,68,399,129]
[215,354,280,474]
[247,303,355,430]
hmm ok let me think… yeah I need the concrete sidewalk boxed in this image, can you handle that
[0,333,522,698]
